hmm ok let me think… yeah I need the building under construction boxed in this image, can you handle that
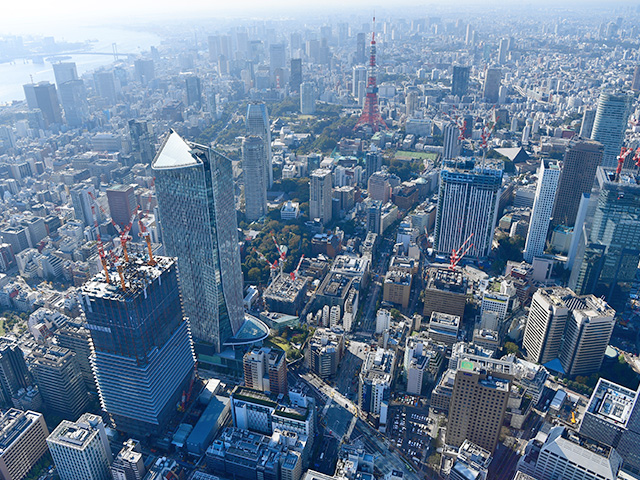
[80,255,196,436]
[263,273,309,316]
[422,267,467,321]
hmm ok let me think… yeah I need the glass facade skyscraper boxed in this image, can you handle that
[246,102,273,188]
[591,91,633,168]
[570,167,640,307]
[152,130,245,352]
[81,257,195,436]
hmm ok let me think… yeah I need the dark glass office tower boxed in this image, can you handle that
[80,257,195,436]
[570,167,640,307]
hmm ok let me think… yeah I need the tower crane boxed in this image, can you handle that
[449,233,474,270]
[290,255,305,280]
[87,191,134,263]
[615,146,636,182]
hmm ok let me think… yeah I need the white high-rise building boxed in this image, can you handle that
[523,160,560,263]
[329,306,341,329]
[523,287,570,365]
[522,287,615,375]
[591,91,633,168]
[434,161,503,258]
[443,122,460,160]
[352,66,367,97]
[375,309,391,334]
[559,295,615,376]
[300,82,315,114]
[498,38,509,65]
[47,414,112,480]
[310,169,333,225]
[242,136,268,221]
[246,102,273,187]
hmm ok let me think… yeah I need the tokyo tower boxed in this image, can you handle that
[355,17,387,132]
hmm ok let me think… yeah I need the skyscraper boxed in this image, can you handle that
[570,167,640,306]
[93,71,118,105]
[81,256,195,435]
[434,160,503,258]
[269,43,286,85]
[22,81,62,126]
[551,140,603,228]
[523,160,560,262]
[153,131,245,351]
[29,346,89,420]
[300,82,316,114]
[106,184,137,229]
[443,122,461,160]
[0,340,30,406]
[52,62,78,87]
[184,74,202,107]
[591,91,633,168]
[290,58,302,92]
[134,58,155,85]
[451,65,470,98]
[310,169,333,225]
[246,103,273,188]
[242,135,268,222]
[446,358,512,453]
[47,414,112,480]
[580,109,597,138]
[498,38,509,65]
[69,182,99,227]
[352,66,367,97]
[632,65,640,92]
[482,67,501,104]
[58,79,89,127]
[128,119,156,165]
[364,151,382,185]
[356,32,366,64]
[522,287,615,375]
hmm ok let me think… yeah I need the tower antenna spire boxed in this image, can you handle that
[354,15,387,132]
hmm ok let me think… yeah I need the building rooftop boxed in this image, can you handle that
[263,273,308,303]
[585,378,638,428]
[430,312,460,327]
[48,413,103,450]
[231,386,278,408]
[80,256,176,302]
[151,130,200,170]
[0,409,43,454]
[427,267,465,292]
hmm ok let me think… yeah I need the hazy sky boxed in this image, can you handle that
[1,0,638,34]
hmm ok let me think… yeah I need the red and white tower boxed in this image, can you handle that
[354,17,387,132]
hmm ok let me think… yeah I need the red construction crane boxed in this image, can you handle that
[290,255,305,280]
[88,191,133,263]
[271,234,286,262]
[615,146,635,182]
[256,250,278,272]
[449,233,474,270]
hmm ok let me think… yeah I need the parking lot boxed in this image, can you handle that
[386,405,434,469]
